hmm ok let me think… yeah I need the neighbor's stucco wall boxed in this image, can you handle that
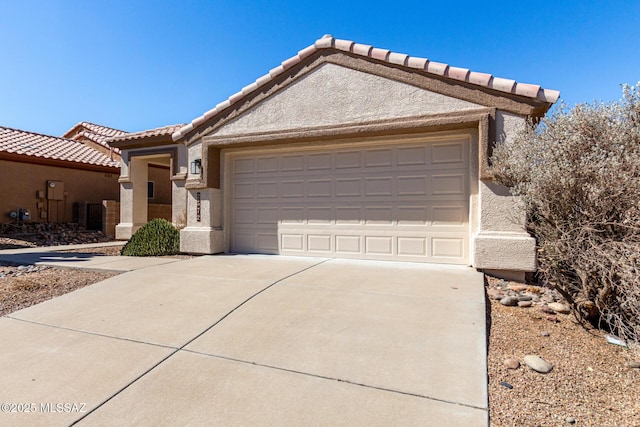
[0,159,119,224]
[211,63,483,137]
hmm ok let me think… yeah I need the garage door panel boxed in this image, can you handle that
[308,153,332,170]
[397,146,427,166]
[307,179,332,197]
[281,155,304,171]
[256,182,278,198]
[256,233,278,252]
[335,235,362,254]
[432,237,465,259]
[280,207,305,224]
[365,148,394,167]
[230,139,470,264]
[335,151,361,169]
[281,181,304,198]
[431,174,466,195]
[397,237,427,256]
[431,142,466,164]
[397,176,428,195]
[281,234,304,251]
[305,207,331,224]
[335,178,361,197]
[308,235,332,252]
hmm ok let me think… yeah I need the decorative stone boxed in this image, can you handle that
[508,284,528,292]
[541,305,556,314]
[566,417,576,424]
[541,331,550,337]
[628,361,640,369]
[487,288,504,300]
[546,315,558,323]
[499,381,513,389]
[548,302,570,314]
[503,358,520,369]
[518,295,533,301]
[523,355,554,373]
[517,301,533,308]
[500,296,519,306]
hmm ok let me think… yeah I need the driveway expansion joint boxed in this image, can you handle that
[5,316,178,350]
[68,257,331,425]
[182,349,488,412]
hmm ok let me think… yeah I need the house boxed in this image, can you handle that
[0,126,120,228]
[110,35,559,279]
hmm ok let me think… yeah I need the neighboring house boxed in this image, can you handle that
[111,35,560,279]
[0,126,120,228]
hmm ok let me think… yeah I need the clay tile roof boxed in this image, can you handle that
[107,123,185,144]
[0,126,119,168]
[63,121,128,153]
[173,35,560,141]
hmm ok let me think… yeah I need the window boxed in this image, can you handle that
[148,181,155,199]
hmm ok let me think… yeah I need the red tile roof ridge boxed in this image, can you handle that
[63,121,128,138]
[173,35,560,141]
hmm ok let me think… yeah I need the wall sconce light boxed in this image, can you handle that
[191,158,202,175]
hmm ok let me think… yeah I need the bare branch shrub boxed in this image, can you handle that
[491,83,640,346]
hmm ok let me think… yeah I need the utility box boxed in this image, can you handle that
[47,181,65,200]
[17,208,31,221]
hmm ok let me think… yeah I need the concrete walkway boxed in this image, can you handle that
[0,242,179,272]
[0,254,488,426]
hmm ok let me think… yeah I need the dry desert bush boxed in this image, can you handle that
[492,83,640,347]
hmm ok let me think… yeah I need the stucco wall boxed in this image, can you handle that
[211,63,483,137]
[0,159,119,224]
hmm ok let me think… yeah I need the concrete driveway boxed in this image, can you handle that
[0,255,487,426]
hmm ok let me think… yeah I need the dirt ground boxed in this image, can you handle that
[1,237,639,425]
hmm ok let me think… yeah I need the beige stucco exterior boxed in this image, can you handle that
[115,144,188,239]
[114,45,556,278]
[0,158,119,224]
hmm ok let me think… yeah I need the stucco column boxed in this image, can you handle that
[115,157,148,240]
[171,177,187,228]
[179,142,224,254]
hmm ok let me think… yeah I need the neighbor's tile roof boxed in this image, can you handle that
[173,35,561,141]
[0,126,120,168]
[107,123,185,144]
[63,121,128,154]
[74,122,128,139]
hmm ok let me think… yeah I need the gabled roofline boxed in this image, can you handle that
[173,35,560,142]
[62,121,127,139]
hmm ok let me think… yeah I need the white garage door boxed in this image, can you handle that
[229,137,470,264]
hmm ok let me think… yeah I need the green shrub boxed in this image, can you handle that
[491,83,640,346]
[121,219,180,257]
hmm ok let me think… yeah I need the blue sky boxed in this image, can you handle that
[1,1,638,136]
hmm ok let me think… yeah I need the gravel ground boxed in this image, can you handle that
[487,277,640,426]
[2,233,639,425]
[0,264,118,316]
